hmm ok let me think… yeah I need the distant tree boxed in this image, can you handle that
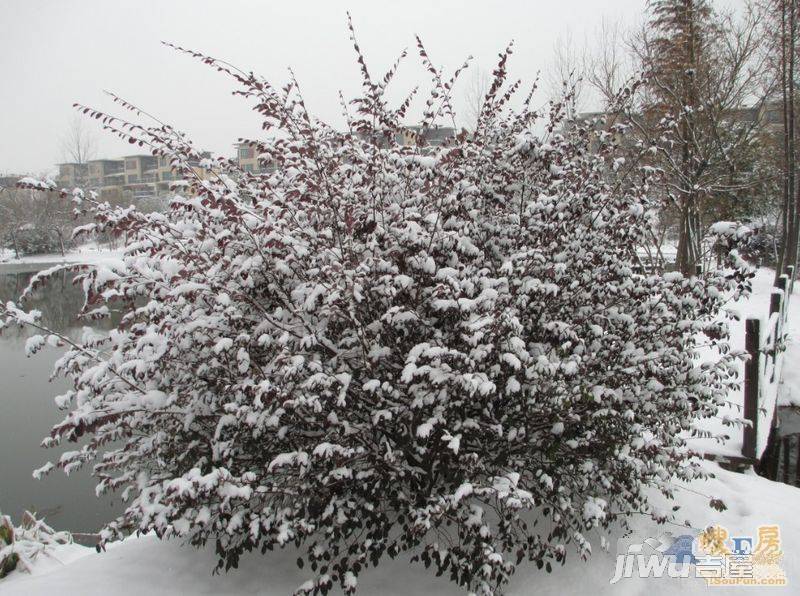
[462,67,490,131]
[0,185,71,257]
[0,185,26,259]
[546,30,587,120]
[5,27,751,595]
[585,19,636,109]
[60,115,96,185]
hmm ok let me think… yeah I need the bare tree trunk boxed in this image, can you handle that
[774,0,798,280]
[677,195,702,275]
[677,204,692,275]
[787,0,798,271]
[10,229,19,260]
[677,0,702,276]
[777,0,790,279]
[56,229,65,256]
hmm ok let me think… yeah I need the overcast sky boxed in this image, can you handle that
[1,0,737,175]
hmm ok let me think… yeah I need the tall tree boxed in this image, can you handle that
[630,0,767,274]
[651,0,712,274]
[765,0,799,278]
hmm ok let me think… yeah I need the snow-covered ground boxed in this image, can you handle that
[779,288,800,407]
[2,462,798,595]
[693,268,800,460]
[0,242,122,267]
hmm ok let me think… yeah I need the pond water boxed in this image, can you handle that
[0,265,121,537]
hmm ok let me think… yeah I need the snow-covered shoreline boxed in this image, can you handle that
[2,462,797,595]
[0,243,123,271]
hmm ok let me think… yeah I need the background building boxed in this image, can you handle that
[49,129,458,201]
[56,162,88,188]
[54,151,213,202]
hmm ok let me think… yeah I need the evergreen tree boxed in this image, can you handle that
[649,0,713,274]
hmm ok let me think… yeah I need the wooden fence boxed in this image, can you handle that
[742,266,795,469]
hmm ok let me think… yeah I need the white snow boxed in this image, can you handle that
[693,268,800,460]
[779,279,800,407]
[2,462,799,595]
[0,242,122,267]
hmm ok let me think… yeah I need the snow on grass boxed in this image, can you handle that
[1,461,798,595]
[0,242,122,267]
[778,276,800,408]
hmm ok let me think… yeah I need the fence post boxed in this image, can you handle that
[774,276,787,309]
[770,289,784,383]
[743,318,761,461]
[759,406,781,481]
[777,275,788,313]
[783,438,791,484]
[796,438,800,487]
[770,405,781,480]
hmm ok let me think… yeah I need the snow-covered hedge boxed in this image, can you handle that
[4,28,751,595]
[3,226,64,257]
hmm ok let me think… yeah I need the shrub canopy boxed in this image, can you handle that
[5,27,750,595]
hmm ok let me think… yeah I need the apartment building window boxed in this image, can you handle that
[125,159,137,170]
[243,163,255,172]
[128,175,139,183]
[238,146,254,160]
[161,172,173,181]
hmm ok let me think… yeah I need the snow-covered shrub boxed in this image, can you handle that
[0,516,15,578]
[5,27,751,595]
[4,225,63,257]
[711,220,773,267]
[0,511,73,578]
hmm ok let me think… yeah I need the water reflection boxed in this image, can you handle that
[0,265,121,538]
